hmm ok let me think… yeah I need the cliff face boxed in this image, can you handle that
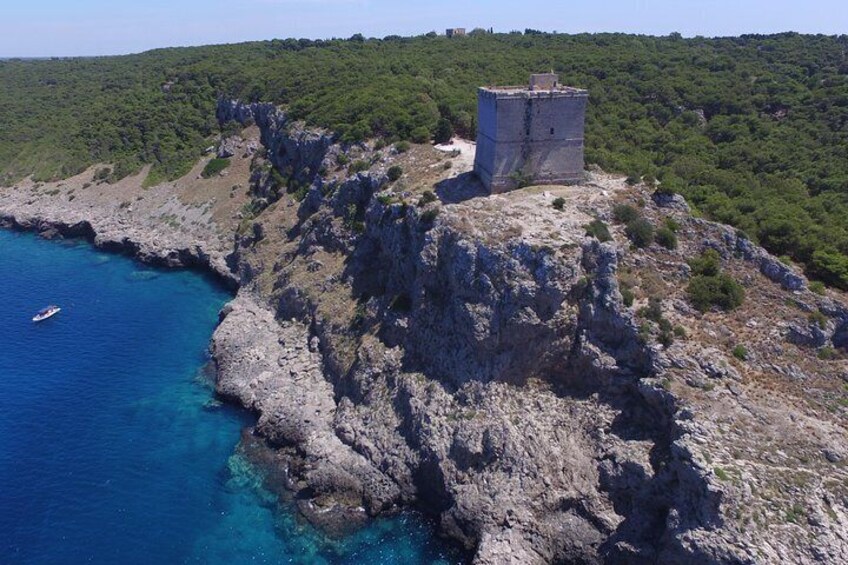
[210,99,847,563]
[3,99,847,564]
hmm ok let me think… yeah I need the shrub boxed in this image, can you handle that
[658,330,674,348]
[673,325,687,338]
[433,118,454,144]
[664,217,681,232]
[410,126,430,144]
[810,281,826,295]
[420,208,439,224]
[612,203,639,224]
[621,287,635,307]
[93,167,111,182]
[688,273,745,312]
[201,158,230,178]
[387,165,403,182]
[336,153,350,166]
[732,344,748,361]
[394,141,410,154]
[818,346,836,360]
[552,197,565,210]
[714,467,730,481]
[418,190,437,206]
[349,160,370,174]
[688,249,721,277]
[654,183,676,197]
[585,219,612,242]
[655,226,678,250]
[625,218,655,248]
[639,297,663,322]
[809,310,828,329]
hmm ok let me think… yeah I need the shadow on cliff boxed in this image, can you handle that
[434,173,488,204]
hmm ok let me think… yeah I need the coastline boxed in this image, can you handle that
[4,109,848,562]
[0,212,238,290]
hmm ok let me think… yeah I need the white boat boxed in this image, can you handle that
[33,305,61,322]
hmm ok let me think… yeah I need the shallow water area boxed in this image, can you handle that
[0,230,462,564]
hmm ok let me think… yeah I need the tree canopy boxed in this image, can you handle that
[1,32,848,285]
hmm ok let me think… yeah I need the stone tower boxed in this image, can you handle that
[473,74,588,193]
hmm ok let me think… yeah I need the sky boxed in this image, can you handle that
[1,0,846,58]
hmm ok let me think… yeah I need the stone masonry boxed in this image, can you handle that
[474,74,588,193]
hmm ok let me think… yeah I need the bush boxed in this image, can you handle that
[673,325,687,338]
[656,226,678,250]
[585,219,612,242]
[621,287,635,307]
[387,165,403,182]
[810,280,826,295]
[433,118,454,144]
[418,190,437,206]
[639,297,663,322]
[349,160,370,174]
[654,183,676,197]
[420,208,440,224]
[552,197,565,210]
[732,344,748,360]
[201,158,230,178]
[688,273,745,312]
[625,218,655,248]
[612,203,639,224]
[809,310,828,329]
[688,249,721,277]
[664,217,681,232]
[818,346,836,360]
[394,141,410,154]
[410,126,431,144]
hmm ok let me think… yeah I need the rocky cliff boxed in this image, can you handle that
[2,99,846,564]
[207,99,848,564]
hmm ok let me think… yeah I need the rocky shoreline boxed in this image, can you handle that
[3,99,848,563]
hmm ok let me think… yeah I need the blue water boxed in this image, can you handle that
[0,230,462,564]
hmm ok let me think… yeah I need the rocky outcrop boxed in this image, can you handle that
[705,220,807,291]
[217,99,335,202]
[218,144,755,562]
[7,99,848,564]
[211,293,401,530]
[0,208,236,288]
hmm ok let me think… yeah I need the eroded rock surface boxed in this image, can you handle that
[4,100,848,564]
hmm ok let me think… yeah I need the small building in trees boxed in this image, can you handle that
[446,28,467,38]
[473,74,588,193]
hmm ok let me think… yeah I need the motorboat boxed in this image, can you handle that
[33,305,61,322]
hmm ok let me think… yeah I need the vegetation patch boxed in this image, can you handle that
[4,33,848,288]
[418,190,437,207]
[625,218,655,249]
[612,204,639,224]
[732,344,748,361]
[655,226,678,250]
[584,219,612,242]
[387,165,403,182]
[201,158,230,178]
[687,250,745,312]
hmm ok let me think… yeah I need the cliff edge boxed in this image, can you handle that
[3,99,847,564]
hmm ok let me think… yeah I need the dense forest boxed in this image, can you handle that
[1,32,848,287]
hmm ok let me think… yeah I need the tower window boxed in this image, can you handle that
[550,128,555,135]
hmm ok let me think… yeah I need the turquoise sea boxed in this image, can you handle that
[0,230,462,564]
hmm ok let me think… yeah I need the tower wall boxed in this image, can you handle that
[473,84,587,193]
